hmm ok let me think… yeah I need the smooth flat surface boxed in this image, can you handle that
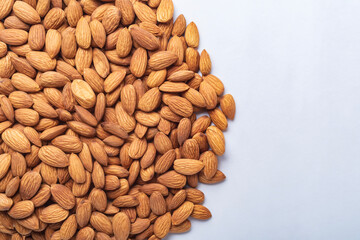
[170,0,360,239]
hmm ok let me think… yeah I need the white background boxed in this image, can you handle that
[170,0,360,239]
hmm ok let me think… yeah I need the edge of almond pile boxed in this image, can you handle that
[0,0,236,239]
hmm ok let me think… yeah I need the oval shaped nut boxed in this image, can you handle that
[116,28,132,58]
[31,184,51,207]
[0,0,14,20]
[220,94,236,120]
[130,26,160,51]
[157,0,174,23]
[200,49,212,76]
[66,0,83,27]
[51,135,83,153]
[147,70,167,88]
[185,22,200,48]
[113,212,130,240]
[167,96,193,118]
[89,19,106,49]
[133,1,156,24]
[150,191,167,216]
[154,212,172,238]
[138,87,162,112]
[154,132,173,154]
[67,121,96,137]
[0,29,28,46]
[0,153,11,179]
[169,189,187,210]
[129,137,147,159]
[157,170,186,189]
[11,73,41,93]
[51,184,76,210]
[60,214,77,240]
[148,51,178,70]
[203,74,224,96]
[28,24,46,51]
[200,151,218,180]
[9,91,33,108]
[71,80,96,109]
[135,111,161,127]
[38,145,69,167]
[93,48,110,78]
[13,1,41,24]
[174,159,204,176]
[130,218,151,235]
[191,204,212,220]
[172,201,194,226]
[90,212,113,235]
[182,88,206,108]
[130,47,147,78]
[39,204,69,223]
[208,108,228,131]
[2,128,31,153]
[43,8,66,29]
[102,6,121,34]
[77,226,95,239]
[8,200,34,219]
[0,193,13,211]
[39,71,70,88]
[199,81,217,110]
[154,149,176,174]
[104,70,126,93]
[113,195,139,208]
[19,171,42,200]
[26,51,57,72]
[120,84,136,115]
[199,169,226,184]
[185,47,200,73]
[68,153,86,184]
[15,108,39,126]
[206,126,225,156]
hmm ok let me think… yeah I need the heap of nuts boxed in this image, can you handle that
[0,0,236,239]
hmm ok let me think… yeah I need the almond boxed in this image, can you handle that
[206,126,225,156]
[220,94,236,120]
[43,8,66,29]
[45,29,61,58]
[0,193,13,211]
[39,204,69,223]
[133,2,157,24]
[150,191,167,215]
[71,80,96,108]
[2,128,31,153]
[113,212,131,240]
[0,29,28,46]
[51,184,76,210]
[157,0,174,23]
[89,19,106,48]
[138,87,161,112]
[130,26,160,51]
[66,0,83,27]
[149,51,178,70]
[154,212,172,238]
[130,47,148,78]
[28,24,45,51]
[158,170,186,189]
[38,145,69,167]
[172,201,194,225]
[167,96,193,118]
[172,14,186,36]
[8,200,34,219]
[26,51,57,72]
[185,22,199,48]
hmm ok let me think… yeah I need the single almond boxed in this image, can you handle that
[38,145,69,167]
[51,184,76,210]
[2,128,31,153]
[39,204,69,223]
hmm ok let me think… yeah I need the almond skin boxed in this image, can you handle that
[220,94,236,120]
[174,159,204,175]
[2,128,31,153]
[38,145,69,167]
[51,184,76,210]
[39,204,69,223]
[113,212,131,240]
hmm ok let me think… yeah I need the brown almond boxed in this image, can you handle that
[172,201,194,225]
[38,145,69,167]
[51,184,76,210]
[39,204,69,223]
[220,94,236,120]
[158,170,186,189]
[2,128,31,153]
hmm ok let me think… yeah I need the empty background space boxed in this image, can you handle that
[170,0,360,239]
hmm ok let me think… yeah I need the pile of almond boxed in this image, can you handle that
[0,0,236,239]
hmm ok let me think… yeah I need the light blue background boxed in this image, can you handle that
[170,0,360,239]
